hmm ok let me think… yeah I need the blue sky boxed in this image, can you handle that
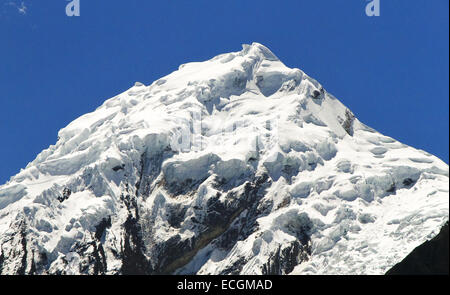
[0,0,448,184]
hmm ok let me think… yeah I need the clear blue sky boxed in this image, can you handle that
[0,0,448,184]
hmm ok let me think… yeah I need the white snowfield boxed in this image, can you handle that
[0,43,448,275]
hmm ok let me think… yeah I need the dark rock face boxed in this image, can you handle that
[16,224,28,275]
[0,221,28,275]
[95,217,112,241]
[137,149,174,197]
[57,188,72,203]
[341,109,355,136]
[312,90,321,99]
[70,239,108,275]
[386,222,449,275]
[119,191,152,275]
[156,173,273,275]
[121,213,151,275]
[0,248,4,274]
[262,240,311,275]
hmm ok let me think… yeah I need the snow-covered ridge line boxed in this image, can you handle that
[0,43,448,275]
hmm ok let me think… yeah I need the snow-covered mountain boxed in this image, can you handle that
[0,43,448,275]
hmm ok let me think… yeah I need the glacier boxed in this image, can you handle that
[0,43,448,275]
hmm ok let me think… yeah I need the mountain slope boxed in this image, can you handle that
[386,222,448,275]
[0,43,448,275]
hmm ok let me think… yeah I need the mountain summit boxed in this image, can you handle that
[0,43,448,275]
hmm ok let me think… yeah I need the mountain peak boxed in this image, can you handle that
[0,45,448,275]
[241,42,280,61]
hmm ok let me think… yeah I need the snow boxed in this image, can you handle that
[0,42,448,275]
